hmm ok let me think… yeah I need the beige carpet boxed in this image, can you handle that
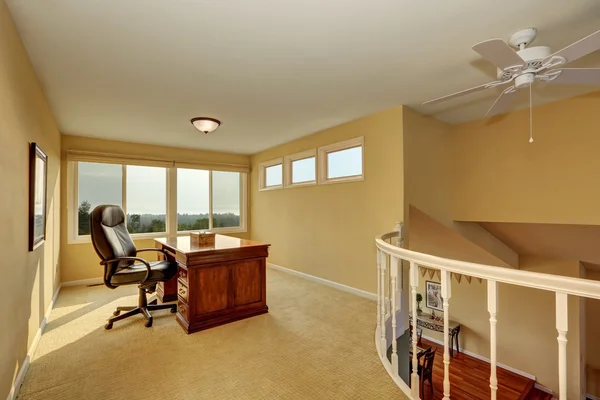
[18,268,405,400]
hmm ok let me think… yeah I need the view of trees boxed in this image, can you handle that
[177,212,240,230]
[78,200,92,235]
[78,201,240,235]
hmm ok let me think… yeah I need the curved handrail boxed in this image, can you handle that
[376,231,600,300]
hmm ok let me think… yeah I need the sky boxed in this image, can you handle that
[78,163,240,215]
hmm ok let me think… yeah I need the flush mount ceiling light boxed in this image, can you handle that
[191,117,221,134]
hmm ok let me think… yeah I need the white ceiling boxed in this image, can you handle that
[7,0,600,154]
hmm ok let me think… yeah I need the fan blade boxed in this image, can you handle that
[472,39,525,70]
[422,80,510,105]
[546,29,600,65]
[487,86,518,117]
[545,68,600,84]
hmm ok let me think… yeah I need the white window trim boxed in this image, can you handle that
[284,149,317,188]
[317,136,364,185]
[207,170,247,233]
[258,157,284,191]
[68,162,248,244]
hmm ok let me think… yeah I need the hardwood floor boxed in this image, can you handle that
[410,338,534,400]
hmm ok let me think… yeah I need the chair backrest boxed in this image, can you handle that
[90,205,137,284]
[422,347,436,377]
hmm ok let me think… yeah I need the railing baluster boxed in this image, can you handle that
[386,255,395,314]
[441,270,452,400]
[391,256,399,373]
[488,280,498,400]
[555,292,568,400]
[409,262,420,399]
[380,251,387,355]
[376,249,382,356]
[395,223,403,312]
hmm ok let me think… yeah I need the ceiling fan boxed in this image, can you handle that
[422,28,600,141]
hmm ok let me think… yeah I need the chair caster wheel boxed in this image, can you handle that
[145,318,153,328]
[170,307,177,314]
[105,323,113,330]
[113,310,121,316]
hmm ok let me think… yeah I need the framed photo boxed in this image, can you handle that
[426,281,443,311]
[29,143,48,251]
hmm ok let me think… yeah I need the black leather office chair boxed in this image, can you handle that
[90,205,177,330]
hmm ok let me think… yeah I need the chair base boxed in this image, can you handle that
[105,287,177,330]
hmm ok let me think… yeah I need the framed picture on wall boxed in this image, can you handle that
[29,143,48,251]
[426,281,443,311]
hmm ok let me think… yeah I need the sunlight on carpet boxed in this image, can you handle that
[18,268,405,400]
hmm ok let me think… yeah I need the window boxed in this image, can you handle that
[284,149,316,188]
[177,168,210,231]
[176,169,244,232]
[126,166,167,234]
[212,171,241,228]
[318,137,364,184]
[258,158,283,190]
[76,162,122,235]
[266,165,282,187]
[69,161,247,242]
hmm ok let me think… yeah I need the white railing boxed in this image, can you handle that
[375,224,600,400]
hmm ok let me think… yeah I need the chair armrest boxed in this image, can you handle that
[136,248,168,257]
[100,256,152,284]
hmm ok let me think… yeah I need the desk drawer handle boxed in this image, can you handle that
[178,300,187,317]
[178,286,188,300]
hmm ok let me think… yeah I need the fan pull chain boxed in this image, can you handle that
[529,83,534,143]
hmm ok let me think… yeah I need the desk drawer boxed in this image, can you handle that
[177,298,189,320]
[177,266,188,284]
[177,283,189,302]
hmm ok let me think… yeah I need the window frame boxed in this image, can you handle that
[284,149,316,188]
[68,161,248,244]
[317,136,364,185]
[175,169,247,236]
[258,157,284,191]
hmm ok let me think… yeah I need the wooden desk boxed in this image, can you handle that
[154,235,270,334]
[409,311,461,357]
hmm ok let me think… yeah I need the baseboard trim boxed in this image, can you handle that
[61,277,103,287]
[7,284,61,400]
[421,334,536,382]
[533,383,555,398]
[267,263,377,301]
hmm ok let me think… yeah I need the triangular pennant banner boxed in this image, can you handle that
[455,274,462,283]
[420,267,427,277]
[428,269,435,279]
[465,276,472,284]
[477,277,482,283]
[436,271,441,280]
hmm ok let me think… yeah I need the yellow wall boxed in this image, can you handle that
[60,135,251,283]
[452,91,600,225]
[586,269,600,397]
[250,106,404,294]
[403,107,518,268]
[0,2,62,397]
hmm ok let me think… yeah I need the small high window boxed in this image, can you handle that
[318,137,364,184]
[284,149,316,188]
[259,158,283,190]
